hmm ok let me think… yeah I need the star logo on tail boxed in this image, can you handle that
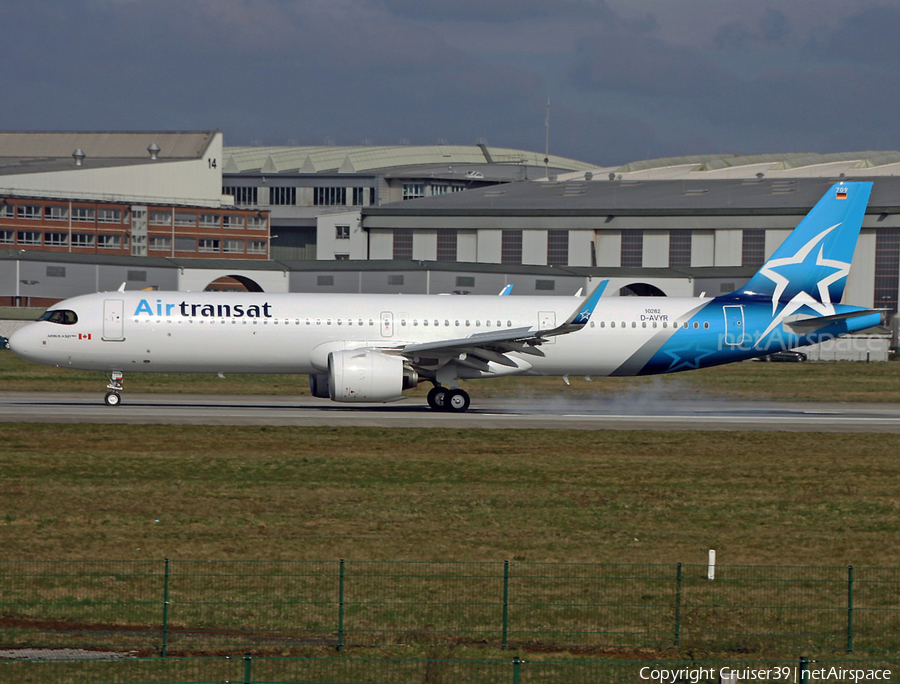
[756,223,851,339]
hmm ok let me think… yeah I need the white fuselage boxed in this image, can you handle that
[11,290,706,378]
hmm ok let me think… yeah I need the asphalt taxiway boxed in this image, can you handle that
[1,391,899,432]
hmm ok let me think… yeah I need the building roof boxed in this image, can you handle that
[365,176,900,217]
[557,151,900,182]
[222,144,596,176]
[0,131,218,176]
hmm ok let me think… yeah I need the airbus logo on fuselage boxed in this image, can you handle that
[134,299,273,318]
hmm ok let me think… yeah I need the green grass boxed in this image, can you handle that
[2,424,897,565]
[3,350,900,402]
[1,424,899,660]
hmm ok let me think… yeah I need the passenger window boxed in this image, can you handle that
[642,322,647,328]
[455,320,460,326]
[704,322,710,329]
[476,321,481,327]
[631,322,636,328]
[401,320,406,326]
[693,322,699,329]
[600,321,605,328]
[465,320,470,326]
[423,320,429,326]
[652,322,658,328]
[611,322,616,328]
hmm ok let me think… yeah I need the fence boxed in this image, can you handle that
[1,561,899,655]
[2,656,899,684]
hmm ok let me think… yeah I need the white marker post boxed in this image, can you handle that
[708,549,716,580]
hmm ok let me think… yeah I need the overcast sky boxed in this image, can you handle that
[4,0,899,166]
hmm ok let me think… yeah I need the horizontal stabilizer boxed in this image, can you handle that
[783,309,882,333]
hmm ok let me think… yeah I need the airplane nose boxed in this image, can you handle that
[8,326,33,359]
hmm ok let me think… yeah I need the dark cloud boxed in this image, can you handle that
[0,0,897,164]
[715,8,792,49]
[380,0,618,24]
[569,30,732,98]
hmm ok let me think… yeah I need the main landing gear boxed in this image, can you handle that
[426,385,471,413]
[104,371,124,407]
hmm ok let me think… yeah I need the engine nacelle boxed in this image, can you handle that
[309,373,330,398]
[327,350,416,402]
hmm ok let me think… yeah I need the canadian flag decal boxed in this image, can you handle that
[78,333,92,340]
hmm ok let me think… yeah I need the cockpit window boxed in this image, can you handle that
[38,309,78,325]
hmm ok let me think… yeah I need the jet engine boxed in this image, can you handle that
[327,350,417,402]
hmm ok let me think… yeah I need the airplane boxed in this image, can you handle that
[9,182,881,413]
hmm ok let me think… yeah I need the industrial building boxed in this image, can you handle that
[0,131,271,268]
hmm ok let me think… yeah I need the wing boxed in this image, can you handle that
[390,280,608,372]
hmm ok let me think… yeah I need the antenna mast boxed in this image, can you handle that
[544,98,551,177]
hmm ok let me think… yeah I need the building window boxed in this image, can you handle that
[314,187,346,206]
[393,229,413,259]
[875,228,900,313]
[247,240,267,254]
[44,232,68,247]
[536,279,556,291]
[335,254,349,260]
[0,204,13,218]
[223,240,244,254]
[46,266,66,278]
[44,206,69,221]
[224,186,258,205]
[198,238,220,253]
[335,225,350,240]
[127,270,147,282]
[270,187,297,206]
[175,237,196,252]
[547,230,569,266]
[402,184,425,200]
[431,184,450,196]
[0,230,13,244]
[352,187,368,206]
[388,275,405,286]
[437,230,457,261]
[456,276,475,288]
[742,229,766,268]
[621,230,644,267]
[98,234,122,249]
[317,275,335,286]
[669,230,692,268]
[174,212,196,227]
[199,214,221,228]
[72,233,95,248]
[17,205,41,220]
[97,208,122,224]
[149,237,171,251]
[17,231,42,245]
[72,207,95,223]
[247,215,267,231]
[149,211,172,226]
[502,230,522,264]
[223,215,245,230]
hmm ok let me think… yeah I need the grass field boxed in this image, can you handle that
[2,423,897,566]
[2,349,900,403]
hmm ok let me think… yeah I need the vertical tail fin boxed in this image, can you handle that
[739,181,872,309]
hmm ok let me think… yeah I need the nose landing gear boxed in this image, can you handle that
[104,371,124,407]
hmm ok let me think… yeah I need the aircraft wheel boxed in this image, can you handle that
[445,389,470,413]
[104,391,122,407]
[427,386,448,411]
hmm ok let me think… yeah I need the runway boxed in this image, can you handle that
[2,391,900,432]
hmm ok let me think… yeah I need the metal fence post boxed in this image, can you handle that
[512,656,523,684]
[243,653,252,684]
[674,563,683,647]
[847,565,854,652]
[502,560,510,650]
[337,559,345,652]
[161,558,170,658]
